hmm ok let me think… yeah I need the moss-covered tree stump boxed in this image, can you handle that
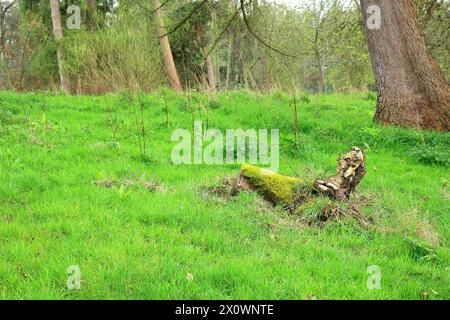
[232,147,366,207]
[231,163,303,206]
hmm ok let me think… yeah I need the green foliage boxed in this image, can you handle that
[295,196,332,225]
[410,145,450,167]
[63,23,163,94]
[0,91,448,299]
[297,93,311,104]
[270,90,289,104]
[404,237,437,262]
[169,0,212,89]
[5,0,449,93]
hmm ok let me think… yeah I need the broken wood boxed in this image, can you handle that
[231,163,303,206]
[314,146,366,201]
[232,147,366,206]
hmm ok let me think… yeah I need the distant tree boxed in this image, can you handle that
[361,0,449,131]
[0,0,18,89]
[86,0,97,31]
[0,0,17,55]
[152,0,182,92]
[251,0,271,92]
[50,0,70,93]
[169,0,215,91]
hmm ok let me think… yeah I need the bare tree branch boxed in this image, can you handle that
[239,0,297,58]
[204,7,241,59]
[149,0,209,39]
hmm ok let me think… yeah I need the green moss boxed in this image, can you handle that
[240,163,303,206]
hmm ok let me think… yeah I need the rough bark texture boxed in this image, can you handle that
[361,0,449,132]
[225,33,234,89]
[252,0,271,92]
[204,48,216,92]
[50,0,70,94]
[314,147,366,201]
[232,147,366,206]
[86,0,97,31]
[152,0,182,92]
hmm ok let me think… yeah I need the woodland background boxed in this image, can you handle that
[0,0,448,95]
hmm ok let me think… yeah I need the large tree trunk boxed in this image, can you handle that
[361,0,449,131]
[151,0,182,92]
[50,0,70,94]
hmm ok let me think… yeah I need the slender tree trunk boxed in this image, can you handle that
[151,0,182,92]
[260,49,271,92]
[314,47,324,94]
[50,0,70,93]
[1,1,19,90]
[0,10,5,55]
[86,0,97,31]
[361,0,449,131]
[212,9,220,90]
[252,0,271,92]
[204,48,216,92]
[215,49,220,90]
[237,36,248,88]
[225,34,234,90]
[0,9,6,90]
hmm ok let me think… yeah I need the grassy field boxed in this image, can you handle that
[0,90,448,300]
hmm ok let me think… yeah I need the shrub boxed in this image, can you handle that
[410,145,449,167]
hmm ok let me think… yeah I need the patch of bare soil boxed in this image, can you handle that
[93,176,167,193]
[200,175,236,202]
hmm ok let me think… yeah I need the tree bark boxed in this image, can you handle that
[0,7,6,90]
[204,48,216,92]
[232,147,366,205]
[50,0,70,93]
[314,47,324,94]
[86,0,97,31]
[259,50,272,92]
[1,1,18,90]
[0,8,6,57]
[361,0,449,131]
[252,0,271,92]
[151,0,182,92]
[225,33,234,90]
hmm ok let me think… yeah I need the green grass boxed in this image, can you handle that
[0,90,448,300]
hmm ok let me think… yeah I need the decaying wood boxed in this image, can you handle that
[232,147,366,206]
[314,146,366,201]
[231,164,302,206]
